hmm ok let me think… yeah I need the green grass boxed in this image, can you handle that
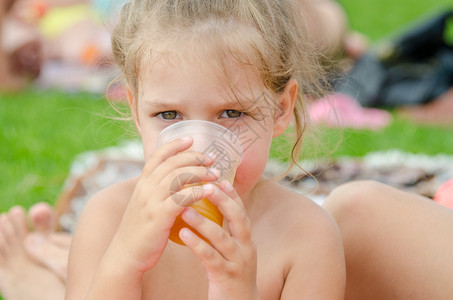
[0,90,136,211]
[308,118,453,157]
[340,0,453,41]
[270,116,453,163]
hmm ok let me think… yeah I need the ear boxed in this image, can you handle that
[127,86,141,135]
[272,79,298,137]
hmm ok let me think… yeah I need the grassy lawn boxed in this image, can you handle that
[340,0,453,42]
[270,115,453,163]
[1,90,136,211]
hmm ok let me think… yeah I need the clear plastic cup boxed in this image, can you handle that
[157,120,243,245]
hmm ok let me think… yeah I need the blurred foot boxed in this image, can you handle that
[25,232,71,282]
[397,88,453,125]
[0,206,65,300]
[25,202,71,282]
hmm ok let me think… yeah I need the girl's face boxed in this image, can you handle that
[128,53,297,200]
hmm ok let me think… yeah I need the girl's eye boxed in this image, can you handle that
[157,111,180,120]
[221,110,243,118]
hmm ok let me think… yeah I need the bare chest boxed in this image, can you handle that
[140,241,285,300]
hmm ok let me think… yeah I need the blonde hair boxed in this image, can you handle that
[111,0,327,176]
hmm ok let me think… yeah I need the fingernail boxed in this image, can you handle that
[183,208,198,221]
[204,183,215,193]
[180,228,192,240]
[223,180,234,192]
[207,152,217,160]
[209,168,220,178]
[180,136,193,143]
[202,154,214,164]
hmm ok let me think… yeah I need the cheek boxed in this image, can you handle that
[233,137,272,196]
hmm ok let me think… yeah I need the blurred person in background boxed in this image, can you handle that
[0,0,367,92]
[0,0,119,92]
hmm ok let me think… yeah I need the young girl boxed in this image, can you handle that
[65,0,346,299]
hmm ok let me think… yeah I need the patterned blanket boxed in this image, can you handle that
[55,141,453,232]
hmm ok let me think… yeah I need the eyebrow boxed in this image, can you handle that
[142,98,182,107]
[142,97,250,110]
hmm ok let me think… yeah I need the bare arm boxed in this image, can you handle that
[280,204,346,299]
[65,181,142,300]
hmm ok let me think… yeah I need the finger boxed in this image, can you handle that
[181,207,237,260]
[140,168,219,217]
[143,149,215,187]
[158,184,215,238]
[207,183,252,245]
[142,136,193,176]
[219,180,246,210]
[179,227,225,273]
[164,183,216,213]
[137,161,218,205]
[164,166,220,196]
[152,150,215,179]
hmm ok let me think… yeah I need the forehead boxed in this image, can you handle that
[137,20,270,88]
[138,42,267,104]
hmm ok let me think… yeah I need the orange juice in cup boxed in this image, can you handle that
[157,120,243,245]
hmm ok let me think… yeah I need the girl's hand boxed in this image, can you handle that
[179,180,259,300]
[106,137,218,274]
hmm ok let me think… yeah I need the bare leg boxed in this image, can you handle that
[323,181,453,300]
[0,206,65,300]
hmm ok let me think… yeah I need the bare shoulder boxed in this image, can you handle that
[253,180,340,237]
[79,176,138,226]
[68,176,139,259]
[70,176,139,246]
[89,177,138,212]
[252,181,345,299]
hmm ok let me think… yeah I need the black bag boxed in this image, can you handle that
[335,10,453,108]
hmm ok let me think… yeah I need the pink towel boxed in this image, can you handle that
[434,179,453,209]
[309,93,392,130]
